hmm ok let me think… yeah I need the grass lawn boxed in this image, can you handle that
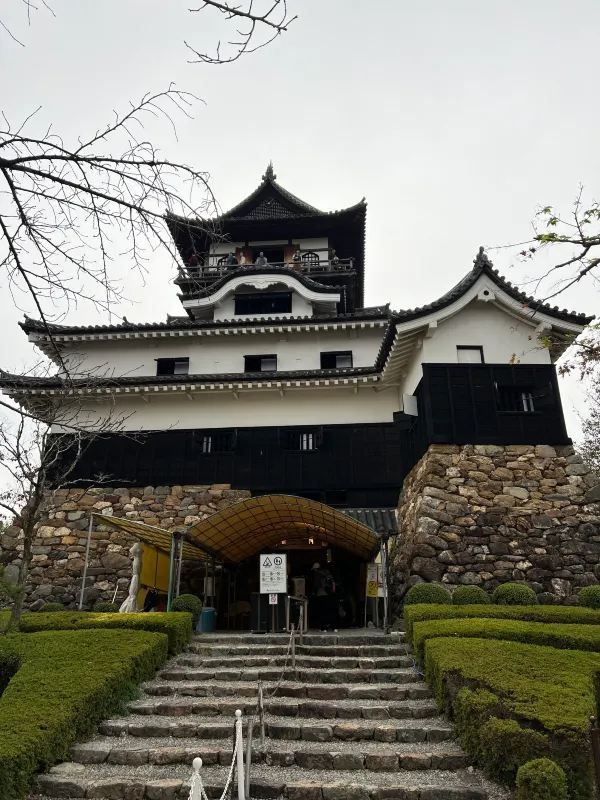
[0,627,168,800]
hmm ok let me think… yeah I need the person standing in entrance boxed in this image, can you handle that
[310,562,337,631]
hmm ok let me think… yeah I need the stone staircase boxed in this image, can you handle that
[32,631,506,800]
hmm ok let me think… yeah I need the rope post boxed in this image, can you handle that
[258,681,265,746]
[298,604,304,643]
[235,710,245,800]
[245,717,254,799]
[189,756,203,800]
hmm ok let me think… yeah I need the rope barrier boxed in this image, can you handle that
[188,710,245,800]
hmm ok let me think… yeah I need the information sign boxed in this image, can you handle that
[260,553,287,594]
[366,563,379,598]
[269,593,278,605]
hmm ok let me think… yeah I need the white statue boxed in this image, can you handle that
[119,542,142,613]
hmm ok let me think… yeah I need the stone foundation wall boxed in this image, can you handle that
[0,484,250,610]
[391,444,600,603]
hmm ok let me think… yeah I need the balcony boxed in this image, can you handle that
[177,254,355,286]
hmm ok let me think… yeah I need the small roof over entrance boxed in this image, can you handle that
[186,494,379,564]
[93,513,208,561]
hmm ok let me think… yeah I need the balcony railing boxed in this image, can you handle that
[179,257,355,283]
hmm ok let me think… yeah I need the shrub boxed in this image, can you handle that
[478,717,548,783]
[19,611,192,655]
[515,758,568,800]
[578,585,600,609]
[403,603,600,641]
[452,586,490,605]
[41,602,66,612]
[93,601,120,613]
[404,583,452,606]
[171,593,202,624]
[0,628,167,800]
[410,617,600,662]
[492,582,538,605]
[423,636,598,799]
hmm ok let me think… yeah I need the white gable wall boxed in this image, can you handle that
[403,301,551,396]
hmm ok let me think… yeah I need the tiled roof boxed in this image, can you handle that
[20,305,390,337]
[390,247,594,326]
[343,508,398,535]
[0,366,379,391]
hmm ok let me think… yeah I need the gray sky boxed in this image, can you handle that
[1,0,598,439]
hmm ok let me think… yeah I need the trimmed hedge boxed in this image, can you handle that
[404,583,452,605]
[452,586,490,605]
[403,603,600,640]
[492,582,538,605]
[515,758,568,800]
[93,601,120,613]
[423,636,599,799]
[17,611,192,654]
[40,603,66,612]
[0,628,167,800]
[171,593,202,625]
[411,617,600,662]
[578,585,600,609]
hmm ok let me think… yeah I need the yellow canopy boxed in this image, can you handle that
[185,494,378,564]
[93,513,208,562]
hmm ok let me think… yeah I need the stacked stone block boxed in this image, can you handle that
[0,484,250,610]
[392,444,600,603]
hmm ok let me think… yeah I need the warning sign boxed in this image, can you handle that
[269,593,278,605]
[260,553,287,594]
[366,563,379,598]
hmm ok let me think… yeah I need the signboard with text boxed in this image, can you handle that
[259,553,287,594]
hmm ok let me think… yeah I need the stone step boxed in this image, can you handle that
[128,696,439,720]
[98,715,454,743]
[159,667,420,684]
[37,763,488,799]
[142,680,430,701]
[175,654,414,669]
[193,632,406,646]
[187,643,410,657]
[70,735,469,771]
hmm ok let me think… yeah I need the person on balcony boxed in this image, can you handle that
[292,248,302,272]
[329,248,340,266]
[225,252,238,270]
[255,251,269,266]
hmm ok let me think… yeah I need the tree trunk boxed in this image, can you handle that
[7,518,34,632]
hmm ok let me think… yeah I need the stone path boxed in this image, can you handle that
[32,631,507,799]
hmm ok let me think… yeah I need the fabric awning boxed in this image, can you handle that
[185,494,378,564]
[93,513,208,562]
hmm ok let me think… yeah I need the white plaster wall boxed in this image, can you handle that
[65,384,400,431]
[61,326,385,378]
[403,301,551,395]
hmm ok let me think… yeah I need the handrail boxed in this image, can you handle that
[180,259,355,281]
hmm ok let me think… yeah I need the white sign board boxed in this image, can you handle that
[269,593,278,605]
[260,553,287,594]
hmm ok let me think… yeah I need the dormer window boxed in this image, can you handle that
[320,351,353,369]
[156,357,189,376]
[234,292,292,315]
[244,354,277,372]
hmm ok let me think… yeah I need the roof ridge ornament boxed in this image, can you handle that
[262,161,276,182]
[474,245,493,268]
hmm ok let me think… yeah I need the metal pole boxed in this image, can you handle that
[258,681,265,746]
[245,718,253,799]
[382,536,390,634]
[235,709,245,800]
[78,515,94,610]
[591,718,600,793]
[166,532,177,612]
[174,533,183,600]
[291,623,296,670]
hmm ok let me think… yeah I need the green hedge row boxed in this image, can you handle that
[17,611,192,654]
[411,617,600,662]
[423,636,599,799]
[0,628,167,800]
[404,602,600,640]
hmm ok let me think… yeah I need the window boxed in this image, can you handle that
[196,430,235,454]
[320,350,353,369]
[301,251,320,266]
[244,354,277,372]
[281,428,322,451]
[496,385,536,413]
[234,292,292,315]
[457,346,484,364]
[155,357,189,376]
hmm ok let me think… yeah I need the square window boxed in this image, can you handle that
[234,292,292,315]
[156,357,190,376]
[282,429,321,451]
[496,385,536,413]
[320,350,353,369]
[244,354,277,372]
[456,346,484,364]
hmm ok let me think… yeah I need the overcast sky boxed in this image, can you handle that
[0,0,598,439]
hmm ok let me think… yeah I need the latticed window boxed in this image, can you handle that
[496,385,536,413]
[301,251,320,266]
[281,428,322,451]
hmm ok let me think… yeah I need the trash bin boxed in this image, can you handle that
[197,606,216,633]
